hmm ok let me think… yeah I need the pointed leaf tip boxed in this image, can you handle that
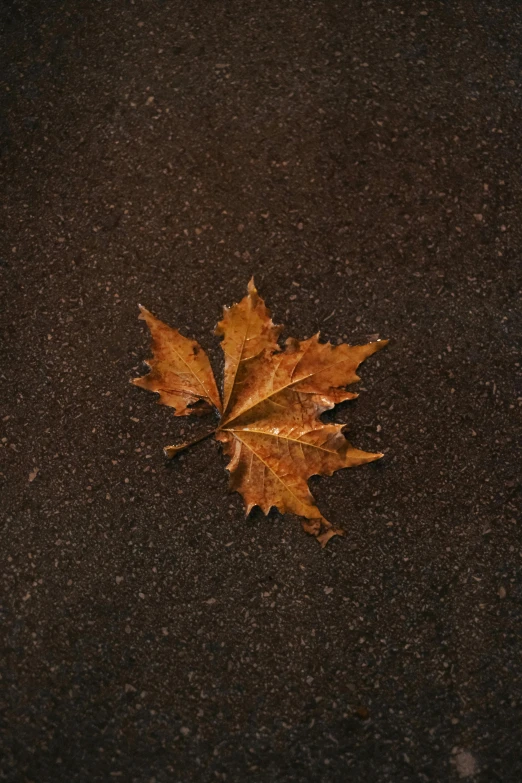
[164,443,190,458]
[318,528,345,547]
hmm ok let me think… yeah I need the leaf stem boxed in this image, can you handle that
[163,428,217,459]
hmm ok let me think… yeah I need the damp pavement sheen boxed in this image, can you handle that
[1,2,521,782]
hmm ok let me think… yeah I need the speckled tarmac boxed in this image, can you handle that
[1,2,521,781]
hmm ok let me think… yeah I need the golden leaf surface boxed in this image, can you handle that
[133,280,387,546]
[215,278,282,417]
[132,305,222,416]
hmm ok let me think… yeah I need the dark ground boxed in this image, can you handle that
[1,1,521,781]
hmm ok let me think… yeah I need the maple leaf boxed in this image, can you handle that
[132,279,387,546]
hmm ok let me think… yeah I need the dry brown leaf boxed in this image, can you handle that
[132,305,222,416]
[132,280,387,546]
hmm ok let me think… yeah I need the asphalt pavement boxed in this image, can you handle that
[1,1,521,781]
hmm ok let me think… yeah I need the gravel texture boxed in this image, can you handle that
[1,1,521,781]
